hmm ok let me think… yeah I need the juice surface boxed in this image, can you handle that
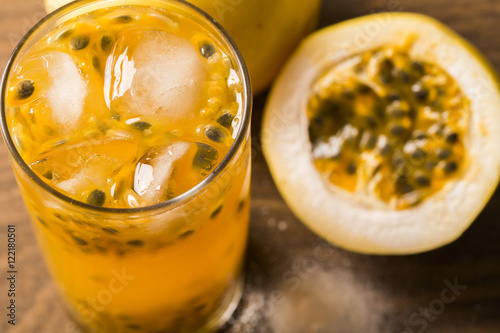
[4,3,250,332]
[6,5,244,208]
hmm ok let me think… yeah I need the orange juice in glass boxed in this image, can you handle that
[0,0,251,332]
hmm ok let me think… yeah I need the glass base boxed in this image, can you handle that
[196,274,244,333]
[68,275,244,333]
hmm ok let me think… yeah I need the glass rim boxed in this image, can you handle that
[0,0,252,214]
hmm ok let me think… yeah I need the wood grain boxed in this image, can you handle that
[0,1,499,332]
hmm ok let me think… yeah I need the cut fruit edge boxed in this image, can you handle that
[262,13,500,255]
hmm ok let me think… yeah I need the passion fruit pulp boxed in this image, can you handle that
[263,13,500,254]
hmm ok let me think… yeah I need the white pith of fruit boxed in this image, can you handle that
[262,13,500,254]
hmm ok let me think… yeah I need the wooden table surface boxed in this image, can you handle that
[1,0,499,332]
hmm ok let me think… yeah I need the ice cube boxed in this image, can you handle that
[134,141,191,204]
[31,139,138,199]
[43,52,87,130]
[104,30,207,121]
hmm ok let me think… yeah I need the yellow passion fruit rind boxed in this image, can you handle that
[263,13,500,255]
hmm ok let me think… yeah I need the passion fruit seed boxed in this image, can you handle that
[101,35,113,52]
[111,111,121,120]
[387,93,401,101]
[92,56,100,71]
[126,324,142,330]
[179,230,194,239]
[414,172,431,187]
[56,29,73,41]
[36,216,48,227]
[210,204,223,218]
[412,83,429,101]
[216,112,234,128]
[115,15,133,23]
[42,170,53,180]
[70,35,90,50]
[205,125,226,143]
[389,123,406,136]
[347,162,357,175]
[200,42,216,58]
[127,240,145,247]
[436,148,452,160]
[444,161,458,174]
[102,227,119,234]
[16,80,35,100]
[412,61,425,74]
[87,189,106,206]
[193,143,219,171]
[130,121,152,130]
[446,132,459,144]
[307,47,468,208]
[72,235,88,246]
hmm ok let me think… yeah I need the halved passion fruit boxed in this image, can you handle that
[262,13,500,254]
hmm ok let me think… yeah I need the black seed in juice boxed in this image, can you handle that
[413,130,427,140]
[131,121,152,130]
[347,162,357,175]
[16,80,35,100]
[411,148,427,161]
[238,197,247,211]
[401,183,414,194]
[72,235,88,246]
[436,148,452,160]
[70,35,90,50]
[380,143,392,156]
[444,161,458,174]
[389,109,407,119]
[365,116,377,128]
[414,88,429,101]
[195,303,207,312]
[57,29,73,40]
[193,143,219,171]
[102,227,119,234]
[101,35,113,52]
[127,240,145,247]
[42,170,53,180]
[357,83,371,94]
[92,56,100,71]
[111,111,121,120]
[115,15,133,23]
[412,61,425,74]
[179,230,194,239]
[126,324,141,330]
[387,93,401,101]
[317,99,339,115]
[446,132,459,144]
[205,125,226,143]
[96,246,107,253]
[217,112,234,129]
[415,174,431,187]
[36,216,48,227]
[342,89,355,100]
[211,204,223,218]
[390,124,405,136]
[200,43,216,58]
[311,116,323,128]
[392,68,410,83]
[87,189,106,206]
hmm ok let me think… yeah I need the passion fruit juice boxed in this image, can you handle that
[1,1,251,332]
